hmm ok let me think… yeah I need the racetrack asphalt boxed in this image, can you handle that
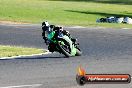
[0,24,132,88]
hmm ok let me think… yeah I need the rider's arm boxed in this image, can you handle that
[42,32,47,40]
[42,27,48,43]
[62,30,70,37]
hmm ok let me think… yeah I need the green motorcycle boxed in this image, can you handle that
[47,31,82,57]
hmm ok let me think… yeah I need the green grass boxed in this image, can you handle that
[0,45,44,57]
[0,0,132,28]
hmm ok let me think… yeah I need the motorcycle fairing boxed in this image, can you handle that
[62,35,76,56]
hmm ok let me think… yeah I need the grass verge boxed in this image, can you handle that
[0,45,44,58]
[0,0,132,28]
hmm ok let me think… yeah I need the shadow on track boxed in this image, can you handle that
[15,56,66,60]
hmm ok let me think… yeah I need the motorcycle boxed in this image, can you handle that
[46,30,82,57]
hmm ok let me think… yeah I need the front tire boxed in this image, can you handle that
[58,39,71,57]
[76,48,82,56]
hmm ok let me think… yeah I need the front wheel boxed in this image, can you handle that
[58,39,71,57]
[76,48,82,56]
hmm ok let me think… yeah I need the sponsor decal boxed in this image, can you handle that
[76,66,131,85]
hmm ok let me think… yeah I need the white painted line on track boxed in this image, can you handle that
[0,84,42,88]
[67,26,86,28]
[122,28,131,29]
[0,50,51,60]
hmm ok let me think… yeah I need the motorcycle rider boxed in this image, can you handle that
[42,21,77,52]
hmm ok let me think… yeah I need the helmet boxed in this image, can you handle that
[42,21,49,26]
[42,21,52,33]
